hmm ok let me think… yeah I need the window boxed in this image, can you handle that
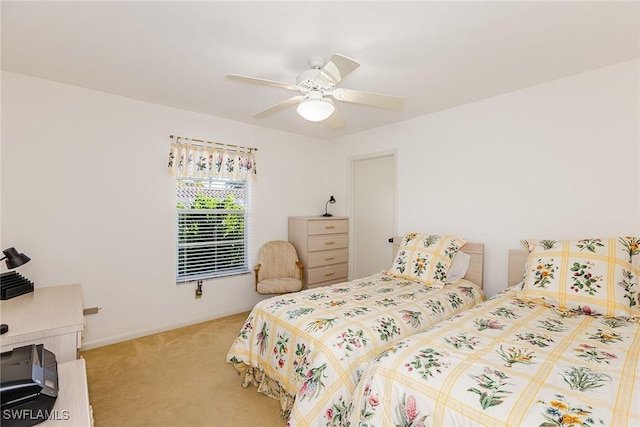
[176,178,250,282]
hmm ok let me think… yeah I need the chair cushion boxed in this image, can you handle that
[257,241,300,281]
[257,277,303,294]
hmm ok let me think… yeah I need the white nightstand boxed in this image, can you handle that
[0,284,85,363]
[1,284,92,426]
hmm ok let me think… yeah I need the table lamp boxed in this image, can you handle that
[322,196,336,217]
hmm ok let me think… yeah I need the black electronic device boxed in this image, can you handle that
[1,344,58,427]
[0,271,34,300]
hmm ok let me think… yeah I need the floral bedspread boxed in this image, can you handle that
[346,288,640,427]
[226,273,484,425]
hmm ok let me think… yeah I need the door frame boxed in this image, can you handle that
[347,150,398,279]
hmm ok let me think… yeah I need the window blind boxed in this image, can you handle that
[176,179,250,282]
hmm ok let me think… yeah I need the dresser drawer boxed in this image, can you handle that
[308,234,348,252]
[307,277,349,289]
[307,248,349,268]
[307,219,349,235]
[307,263,348,285]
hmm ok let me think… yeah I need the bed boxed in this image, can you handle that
[227,234,486,424]
[345,237,640,427]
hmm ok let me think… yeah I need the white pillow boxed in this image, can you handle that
[446,251,470,283]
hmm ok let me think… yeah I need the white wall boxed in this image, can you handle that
[2,58,638,347]
[1,72,329,348]
[329,59,640,298]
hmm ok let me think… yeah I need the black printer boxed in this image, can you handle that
[1,344,58,427]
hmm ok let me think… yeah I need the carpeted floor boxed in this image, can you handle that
[81,312,286,427]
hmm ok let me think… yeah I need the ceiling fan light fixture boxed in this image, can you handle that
[229,53,403,129]
[297,97,335,122]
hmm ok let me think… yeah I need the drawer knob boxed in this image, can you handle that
[325,257,335,261]
[325,226,335,229]
[325,272,335,277]
[325,241,335,245]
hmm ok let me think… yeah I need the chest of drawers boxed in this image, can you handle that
[288,216,349,289]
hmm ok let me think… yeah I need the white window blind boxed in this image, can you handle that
[176,178,250,282]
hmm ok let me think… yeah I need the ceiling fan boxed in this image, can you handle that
[226,54,405,129]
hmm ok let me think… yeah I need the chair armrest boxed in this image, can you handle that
[296,261,304,281]
[254,264,261,291]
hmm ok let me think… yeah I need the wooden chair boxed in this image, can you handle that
[254,241,304,294]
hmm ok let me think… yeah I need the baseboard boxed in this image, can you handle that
[80,309,251,351]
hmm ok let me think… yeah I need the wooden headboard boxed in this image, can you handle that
[391,237,484,289]
[508,249,529,287]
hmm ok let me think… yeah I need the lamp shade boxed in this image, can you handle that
[2,247,30,269]
[297,97,335,122]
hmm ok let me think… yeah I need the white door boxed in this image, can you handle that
[351,153,396,279]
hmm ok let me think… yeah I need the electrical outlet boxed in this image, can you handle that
[195,281,203,299]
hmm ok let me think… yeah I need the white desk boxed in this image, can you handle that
[0,284,84,363]
[41,358,93,426]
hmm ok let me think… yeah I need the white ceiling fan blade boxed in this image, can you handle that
[332,88,405,110]
[317,54,360,85]
[253,95,305,119]
[325,106,346,130]
[226,74,296,91]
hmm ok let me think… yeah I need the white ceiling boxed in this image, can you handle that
[2,1,639,140]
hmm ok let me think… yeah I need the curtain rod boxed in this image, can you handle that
[169,134,257,153]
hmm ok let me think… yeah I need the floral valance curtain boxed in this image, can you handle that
[167,136,257,180]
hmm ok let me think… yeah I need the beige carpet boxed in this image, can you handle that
[81,312,286,427]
